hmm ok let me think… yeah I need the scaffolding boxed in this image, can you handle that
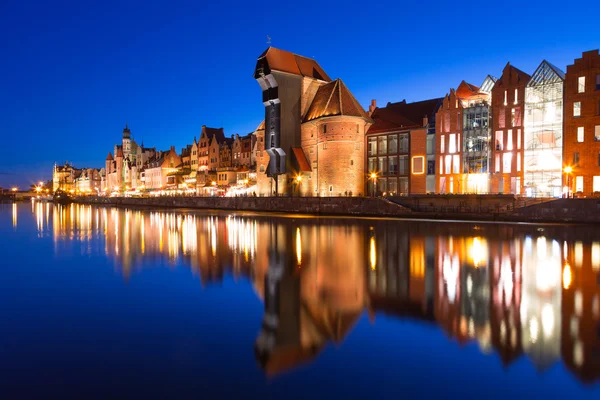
[523,61,565,198]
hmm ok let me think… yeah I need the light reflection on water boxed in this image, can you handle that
[10,203,600,388]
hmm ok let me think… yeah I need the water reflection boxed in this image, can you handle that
[33,204,600,384]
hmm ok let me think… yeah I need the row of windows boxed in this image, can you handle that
[570,151,600,167]
[493,152,521,174]
[495,129,522,151]
[575,126,600,142]
[572,175,600,193]
[367,134,409,156]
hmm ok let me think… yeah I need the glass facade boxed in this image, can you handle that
[524,61,565,198]
[462,104,490,176]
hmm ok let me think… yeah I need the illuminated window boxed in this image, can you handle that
[412,156,424,174]
[578,76,585,93]
[445,155,451,174]
[517,129,521,150]
[595,125,600,141]
[504,90,507,105]
[499,108,505,129]
[449,134,456,153]
[495,131,504,151]
[439,156,444,175]
[507,129,513,150]
[594,176,600,192]
[388,134,398,154]
[452,155,460,174]
[503,153,512,173]
[517,154,521,172]
[378,136,387,154]
[368,138,377,155]
[575,176,583,193]
[577,127,584,143]
[574,102,581,117]
[495,154,500,173]
[440,135,445,153]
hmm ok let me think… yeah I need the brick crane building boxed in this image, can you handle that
[254,47,371,197]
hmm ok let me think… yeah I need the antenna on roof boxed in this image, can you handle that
[266,35,271,45]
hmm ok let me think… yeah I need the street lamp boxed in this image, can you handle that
[369,173,377,197]
[295,175,302,197]
[564,166,572,198]
[11,187,18,192]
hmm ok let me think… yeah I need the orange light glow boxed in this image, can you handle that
[563,263,572,289]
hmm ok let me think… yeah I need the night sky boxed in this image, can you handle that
[1,0,599,188]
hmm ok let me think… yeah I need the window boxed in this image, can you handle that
[388,135,398,154]
[412,156,424,174]
[495,154,500,173]
[517,129,521,150]
[578,76,586,93]
[439,156,444,175]
[399,134,409,153]
[399,156,409,175]
[388,179,397,195]
[440,135,445,153]
[574,102,581,117]
[503,153,512,173]
[577,127,584,143]
[368,157,377,173]
[427,158,435,175]
[445,155,451,174]
[514,88,518,104]
[449,134,456,153]
[350,159,354,166]
[388,157,398,175]
[368,138,377,155]
[596,125,600,141]
[399,177,409,194]
[329,185,333,193]
[378,136,387,155]
[499,108,506,129]
[378,157,387,176]
[323,124,327,133]
[495,131,504,151]
[597,74,600,90]
[504,90,507,106]
[573,152,580,165]
[517,154,521,172]
[594,176,600,192]
[426,135,434,154]
[506,129,513,151]
[452,155,460,174]
[323,143,327,150]
[575,176,583,193]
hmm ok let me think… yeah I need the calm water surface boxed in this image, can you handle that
[1,202,600,398]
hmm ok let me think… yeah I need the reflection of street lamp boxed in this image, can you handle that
[564,166,572,198]
[369,173,377,197]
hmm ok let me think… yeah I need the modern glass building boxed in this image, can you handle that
[523,61,565,197]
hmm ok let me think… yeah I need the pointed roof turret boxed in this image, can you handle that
[106,152,113,161]
[122,123,131,139]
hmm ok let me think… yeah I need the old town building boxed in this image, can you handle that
[52,162,81,192]
[490,63,531,194]
[254,47,371,196]
[143,147,182,189]
[563,50,600,196]
[366,98,442,195]
[523,61,565,197]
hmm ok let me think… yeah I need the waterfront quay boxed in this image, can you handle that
[73,194,600,224]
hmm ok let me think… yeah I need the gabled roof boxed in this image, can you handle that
[106,152,113,161]
[292,147,311,172]
[479,75,497,94]
[368,98,443,134]
[256,120,265,131]
[303,79,371,123]
[202,126,226,143]
[495,62,532,87]
[527,60,565,87]
[456,80,480,99]
[255,47,331,81]
[116,148,124,158]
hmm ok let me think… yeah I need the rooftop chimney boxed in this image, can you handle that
[368,99,377,116]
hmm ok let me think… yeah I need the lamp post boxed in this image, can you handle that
[295,175,302,197]
[369,173,377,197]
[564,166,572,198]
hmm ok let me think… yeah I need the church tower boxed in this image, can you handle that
[122,124,131,158]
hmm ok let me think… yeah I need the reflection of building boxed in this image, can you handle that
[520,236,562,370]
[563,50,600,196]
[561,240,600,383]
[523,61,565,197]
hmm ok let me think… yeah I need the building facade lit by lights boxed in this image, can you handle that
[366,98,442,195]
[436,78,496,194]
[254,47,372,197]
[523,61,565,197]
[490,63,531,194]
[563,50,600,196]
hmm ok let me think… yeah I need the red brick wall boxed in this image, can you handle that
[564,50,600,196]
[435,90,463,193]
[490,63,530,194]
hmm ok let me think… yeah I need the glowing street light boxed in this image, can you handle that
[369,172,378,197]
[564,166,573,198]
[11,187,18,192]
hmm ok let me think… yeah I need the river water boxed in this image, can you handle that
[1,202,600,398]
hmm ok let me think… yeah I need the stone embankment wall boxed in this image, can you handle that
[512,198,600,223]
[75,196,413,217]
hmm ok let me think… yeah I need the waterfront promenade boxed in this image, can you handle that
[73,195,600,224]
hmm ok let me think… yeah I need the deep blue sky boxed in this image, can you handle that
[1,0,599,188]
